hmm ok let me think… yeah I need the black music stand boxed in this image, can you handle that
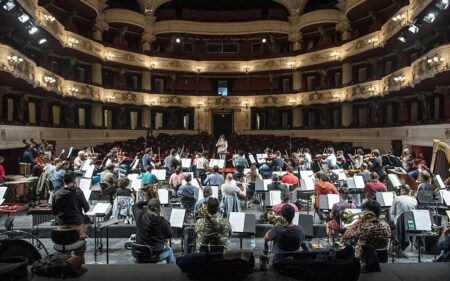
[404,210,436,262]
[99,218,120,264]
[229,213,256,249]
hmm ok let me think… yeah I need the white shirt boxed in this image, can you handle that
[325,154,337,168]
[390,195,417,224]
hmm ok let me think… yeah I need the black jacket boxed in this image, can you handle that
[52,186,89,225]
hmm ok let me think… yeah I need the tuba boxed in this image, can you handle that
[341,210,377,225]
[265,210,289,227]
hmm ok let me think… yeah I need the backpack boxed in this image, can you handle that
[31,253,82,278]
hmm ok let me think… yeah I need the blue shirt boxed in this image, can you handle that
[51,168,66,191]
[204,173,224,186]
[138,172,158,185]
[178,183,195,199]
[22,149,36,166]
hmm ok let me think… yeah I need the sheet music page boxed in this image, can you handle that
[413,210,432,231]
[81,159,92,171]
[84,165,95,179]
[273,171,287,176]
[446,210,450,219]
[388,174,401,187]
[131,159,139,170]
[300,171,314,179]
[263,179,271,191]
[131,179,143,191]
[0,186,7,200]
[270,190,282,206]
[152,169,166,181]
[441,190,450,206]
[127,173,139,181]
[67,147,73,159]
[217,159,225,169]
[79,178,92,201]
[255,179,264,191]
[229,212,245,232]
[0,199,4,205]
[210,186,219,198]
[87,203,111,216]
[436,175,445,189]
[301,177,314,191]
[170,209,186,228]
[256,154,267,163]
[195,187,203,199]
[338,172,347,181]
[383,192,394,206]
[328,194,340,209]
[181,158,192,168]
[248,154,256,164]
[293,212,300,226]
[158,189,169,204]
[346,178,356,189]
[354,175,365,189]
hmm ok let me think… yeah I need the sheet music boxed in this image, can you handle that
[127,173,139,181]
[158,189,169,205]
[217,159,225,169]
[263,179,271,191]
[244,168,258,175]
[376,192,394,207]
[181,158,192,168]
[152,169,166,181]
[79,178,92,201]
[346,178,357,190]
[436,175,445,189]
[248,154,256,164]
[0,199,4,205]
[183,178,200,188]
[354,175,365,189]
[446,210,450,219]
[131,158,139,170]
[338,172,347,181]
[388,174,402,187]
[87,203,111,216]
[413,210,432,231]
[440,190,450,206]
[84,165,95,179]
[229,212,245,232]
[0,186,7,200]
[273,171,287,177]
[131,179,143,191]
[300,171,314,179]
[170,208,186,228]
[269,190,282,206]
[210,185,219,199]
[256,153,268,163]
[209,159,219,168]
[300,177,315,191]
[195,186,203,199]
[67,147,73,159]
[81,159,92,171]
[320,194,339,209]
[293,212,300,226]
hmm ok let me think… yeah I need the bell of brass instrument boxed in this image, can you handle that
[341,210,376,225]
[265,210,288,227]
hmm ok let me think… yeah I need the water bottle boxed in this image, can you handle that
[250,237,256,250]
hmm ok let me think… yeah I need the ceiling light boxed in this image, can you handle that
[408,24,419,33]
[28,26,38,34]
[175,38,180,43]
[398,36,406,43]
[2,0,15,11]
[423,12,436,23]
[38,38,46,44]
[436,0,449,10]
[18,13,29,23]
[262,38,266,43]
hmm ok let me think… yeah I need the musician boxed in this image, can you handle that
[73,151,86,170]
[113,177,134,224]
[281,166,299,186]
[436,224,450,262]
[353,148,365,169]
[336,150,346,169]
[178,173,196,211]
[270,151,285,172]
[169,166,184,196]
[22,143,40,176]
[268,174,288,192]
[163,149,180,172]
[50,160,69,192]
[52,171,89,264]
[221,173,246,215]
[326,192,356,240]
[194,186,212,219]
[407,153,426,180]
[272,189,299,214]
[323,147,338,170]
[363,172,387,201]
[233,152,248,179]
[132,198,175,263]
[401,149,413,171]
[416,171,438,208]
[264,204,305,264]
[314,173,339,221]
[0,156,6,182]
[195,197,231,252]
[139,165,159,186]
[100,163,118,190]
[357,163,370,184]
[368,149,386,182]
[341,201,391,269]
[216,135,228,160]
[302,148,312,170]
[244,165,262,205]
[141,148,153,168]
[195,151,209,182]
[389,184,417,258]
[204,165,225,186]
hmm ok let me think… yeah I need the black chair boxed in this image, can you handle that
[130,243,159,263]
[51,229,85,254]
[198,243,226,253]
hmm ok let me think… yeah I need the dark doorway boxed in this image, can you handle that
[212,112,233,138]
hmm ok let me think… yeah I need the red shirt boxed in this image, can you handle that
[363,180,387,201]
[0,164,5,182]
[314,181,339,208]
[281,173,299,186]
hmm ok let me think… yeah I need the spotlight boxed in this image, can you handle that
[28,26,38,35]
[423,12,436,23]
[262,38,266,43]
[175,38,180,43]
[408,24,419,33]
[436,0,449,10]
[398,36,406,43]
[2,0,15,11]
[38,38,46,44]
[18,13,29,23]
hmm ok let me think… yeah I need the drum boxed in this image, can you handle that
[0,239,42,265]
[19,163,31,177]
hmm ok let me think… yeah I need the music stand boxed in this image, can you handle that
[404,210,436,262]
[229,212,256,249]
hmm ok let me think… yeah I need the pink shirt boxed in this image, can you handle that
[169,173,184,186]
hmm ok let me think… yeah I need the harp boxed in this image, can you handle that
[430,139,450,182]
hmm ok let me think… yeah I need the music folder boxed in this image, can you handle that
[437,189,450,206]
[79,178,92,201]
[265,190,282,207]
[131,179,143,191]
[435,175,445,189]
[169,208,186,228]
[84,165,95,179]
[319,194,340,210]
[229,212,256,233]
[248,154,256,164]
[255,179,271,191]
[387,174,402,188]
[376,192,394,207]
[158,189,169,205]
[256,153,268,164]
[87,203,112,216]
[299,171,314,179]
[181,158,192,169]
[152,169,167,181]
[300,177,315,191]
[405,210,433,231]
[209,185,219,199]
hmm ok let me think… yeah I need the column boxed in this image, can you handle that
[93,19,108,41]
[141,106,151,128]
[293,70,302,91]
[341,103,353,127]
[336,19,352,41]
[92,63,102,86]
[342,63,352,85]
[290,32,303,51]
[91,102,103,128]
[292,107,302,128]
[141,32,155,53]
[142,71,152,91]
